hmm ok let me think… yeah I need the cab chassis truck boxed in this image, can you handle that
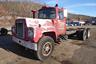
[12,4,90,61]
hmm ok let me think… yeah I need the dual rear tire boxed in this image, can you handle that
[77,29,90,40]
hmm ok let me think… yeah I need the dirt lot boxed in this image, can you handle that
[0,28,96,64]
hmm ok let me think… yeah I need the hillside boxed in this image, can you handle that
[0,1,42,17]
[68,13,92,21]
[0,1,93,27]
[0,1,42,27]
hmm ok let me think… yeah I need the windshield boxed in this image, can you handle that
[38,8,56,19]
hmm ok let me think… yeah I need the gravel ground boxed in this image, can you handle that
[0,28,96,64]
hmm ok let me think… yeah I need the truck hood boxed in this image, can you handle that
[24,18,53,28]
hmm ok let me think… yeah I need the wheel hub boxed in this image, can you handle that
[42,42,52,56]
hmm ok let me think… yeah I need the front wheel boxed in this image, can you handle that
[37,36,54,61]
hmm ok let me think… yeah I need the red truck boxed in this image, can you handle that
[12,4,90,61]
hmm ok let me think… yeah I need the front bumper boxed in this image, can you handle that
[12,36,37,51]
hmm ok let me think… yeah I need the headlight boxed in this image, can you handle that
[28,27,34,39]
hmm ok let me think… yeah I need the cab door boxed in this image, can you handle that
[57,10,66,35]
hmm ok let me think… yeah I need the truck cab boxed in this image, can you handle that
[34,5,67,36]
[12,4,68,61]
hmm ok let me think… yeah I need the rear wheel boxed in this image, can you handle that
[77,29,88,40]
[37,36,54,61]
[86,29,90,39]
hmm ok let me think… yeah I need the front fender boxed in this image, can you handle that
[33,27,42,43]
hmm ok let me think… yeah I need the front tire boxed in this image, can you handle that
[37,36,54,61]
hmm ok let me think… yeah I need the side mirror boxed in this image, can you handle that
[31,10,36,18]
[63,9,68,17]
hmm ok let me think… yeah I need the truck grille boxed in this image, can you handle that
[16,19,25,39]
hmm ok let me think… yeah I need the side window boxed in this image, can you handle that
[59,11,64,20]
